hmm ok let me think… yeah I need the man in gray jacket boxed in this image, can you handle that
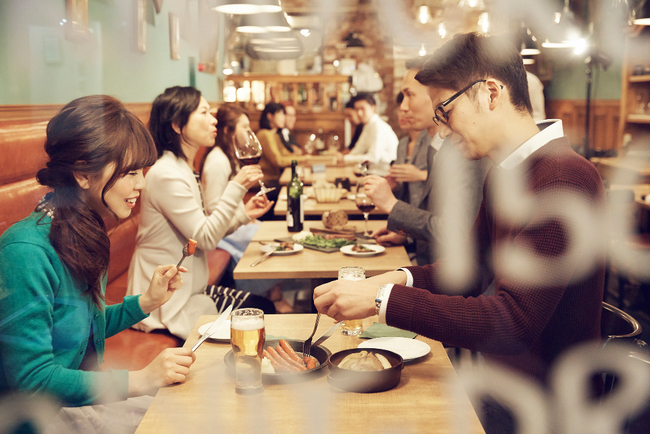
[365,56,490,265]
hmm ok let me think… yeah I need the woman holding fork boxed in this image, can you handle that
[128,86,275,341]
[0,95,195,430]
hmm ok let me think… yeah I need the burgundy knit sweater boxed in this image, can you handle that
[387,137,606,384]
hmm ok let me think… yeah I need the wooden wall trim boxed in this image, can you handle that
[546,99,620,151]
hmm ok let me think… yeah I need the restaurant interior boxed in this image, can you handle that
[2,0,650,432]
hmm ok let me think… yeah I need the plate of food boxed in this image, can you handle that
[358,337,431,362]
[260,242,303,255]
[340,244,386,257]
[224,339,331,384]
[197,320,231,342]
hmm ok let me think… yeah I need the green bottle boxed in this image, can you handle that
[287,160,304,232]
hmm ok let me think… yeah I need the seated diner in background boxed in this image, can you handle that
[199,103,294,313]
[366,56,489,266]
[340,92,398,167]
[256,102,307,196]
[314,33,606,434]
[0,95,195,429]
[127,86,275,341]
[279,101,302,153]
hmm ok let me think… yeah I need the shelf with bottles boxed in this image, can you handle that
[223,74,351,112]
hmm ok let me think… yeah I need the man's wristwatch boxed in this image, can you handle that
[375,284,389,316]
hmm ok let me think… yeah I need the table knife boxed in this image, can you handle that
[250,249,274,267]
[312,321,342,347]
[191,304,233,352]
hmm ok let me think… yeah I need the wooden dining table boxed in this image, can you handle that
[232,220,411,280]
[135,314,485,434]
[273,186,385,217]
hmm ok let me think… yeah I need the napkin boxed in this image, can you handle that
[360,322,417,339]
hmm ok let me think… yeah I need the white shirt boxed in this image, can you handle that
[344,114,398,164]
[377,119,565,323]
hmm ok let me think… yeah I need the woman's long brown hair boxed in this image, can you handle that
[36,95,157,307]
[199,103,249,179]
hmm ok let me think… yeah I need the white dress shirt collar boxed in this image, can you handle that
[430,133,444,152]
[499,120,564,170]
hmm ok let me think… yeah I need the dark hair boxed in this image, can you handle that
[199,103,249,179]
[345,96,359,110]
[36,95,157,307]
[415,33,532,115]
[259,102,286,130]
[396,91,404,105]
[405,55,429,71]
[354,92,376,107]
[149,86,202,160]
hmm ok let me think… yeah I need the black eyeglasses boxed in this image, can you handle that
[432,79,486,126]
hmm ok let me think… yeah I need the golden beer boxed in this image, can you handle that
[231,308,265,394]
[339,266,365,336]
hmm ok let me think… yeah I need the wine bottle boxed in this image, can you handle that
[287,160,304,232]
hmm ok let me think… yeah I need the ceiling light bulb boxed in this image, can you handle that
[418,6,430,24]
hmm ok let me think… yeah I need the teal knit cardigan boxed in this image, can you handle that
[0,213,148,406]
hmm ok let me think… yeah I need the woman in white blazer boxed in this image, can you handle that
[127,86,275,340]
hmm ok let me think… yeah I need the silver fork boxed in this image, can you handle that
[302,312,321,358]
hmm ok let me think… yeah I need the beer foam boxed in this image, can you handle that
[231,316,264,331]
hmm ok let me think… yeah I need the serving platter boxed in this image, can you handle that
[224,339,331,383]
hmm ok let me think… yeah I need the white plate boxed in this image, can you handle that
[340,244,385,257]
[358,337,431,362]
[260,243,304,255]
[197,320,231,342]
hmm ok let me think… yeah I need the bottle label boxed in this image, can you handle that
[300,194,305,223]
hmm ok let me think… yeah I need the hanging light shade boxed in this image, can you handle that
[634,0,650,25]
[211,0,282,15]
[237,12,291,33]
[541,0,583,48]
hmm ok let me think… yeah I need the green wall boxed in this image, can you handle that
[0,0,219,105]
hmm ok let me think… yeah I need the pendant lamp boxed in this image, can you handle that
[634,0,650,25]
[237,12,291,33]
[541,0,582,48]
[211,0,282,15]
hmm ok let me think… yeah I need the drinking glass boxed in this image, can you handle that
[231,308,265,394]
[355,185,375,236]
[234,129,275,196]
[338,266,365,336]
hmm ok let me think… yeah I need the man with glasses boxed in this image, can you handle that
[314,33,605,433]
[363,56,490,265]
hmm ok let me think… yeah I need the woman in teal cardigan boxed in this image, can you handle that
[0,96,195,415]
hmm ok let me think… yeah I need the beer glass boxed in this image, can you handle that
[338,266,365,336]
[231,308,265,394]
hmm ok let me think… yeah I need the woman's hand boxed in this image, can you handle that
[388,164,427,183]
[232,165,264,190]
[245,194,274,220]
[139,265,187,314]
[128,348,196,397]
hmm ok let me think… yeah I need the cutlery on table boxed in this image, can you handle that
[302,313,321,358]
[191,304,233,352]
[250,249,274,267]
[312,321,342,347]
[177,239,197,268]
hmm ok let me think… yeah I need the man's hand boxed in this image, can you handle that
[363,175,398,214]
[313,271,408,321]
[372,227,407,246]
[245,194,274,220]
[388,164,427,183]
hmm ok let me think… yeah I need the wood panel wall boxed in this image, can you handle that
[546,99,620,152]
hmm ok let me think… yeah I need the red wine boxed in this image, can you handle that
[357,204,375,214]
[239,156,261,165]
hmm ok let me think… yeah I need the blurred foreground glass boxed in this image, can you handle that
[338,266,366,336]
[231,308,265,394]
